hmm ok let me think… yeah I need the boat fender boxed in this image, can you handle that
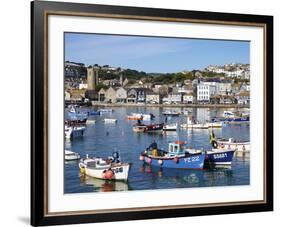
[103,169,114,180]
[80,167,85,174]
[146,157,152,164]
[228,145,231,149]
[139,155,145,161]
[158,159,163,166]
[211,140,218,148]
[242,145,245,151]
[174,157,179,164]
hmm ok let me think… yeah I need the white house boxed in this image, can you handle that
[116,87,127,103]
[197,83,216,102]
[146,92,161,104]
[183,93,194,104]
[168,93,182,103]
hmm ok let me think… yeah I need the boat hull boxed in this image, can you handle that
[206,149,235,166]
[143,154,205,169]
[80,163,130,181]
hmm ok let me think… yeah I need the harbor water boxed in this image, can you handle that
[64,107,250,193]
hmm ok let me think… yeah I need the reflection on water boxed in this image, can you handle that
[64,107,250,193]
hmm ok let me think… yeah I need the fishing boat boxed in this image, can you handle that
[132,125,147,132]
[144,123,164,133]
[224,116,250,124]
[127,113,155,121]
[65,118,87,126]
[79,152,130,181]
[67,106,88,119]
[162,110,181,116]
[180,117,209,129]
[212,137,250,152]
[206,121,223,128]
[65,150,80,161]
[103,118,117,123]
[222,110,236,118]
[65,125,85,139]
[86,119,96,124]
[163,123,178,131]
[140,141,206,169]
[186,147,236,166]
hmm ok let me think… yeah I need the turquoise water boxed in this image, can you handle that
[64,107,250,193]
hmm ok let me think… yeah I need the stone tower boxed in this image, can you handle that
[87,66,99,90]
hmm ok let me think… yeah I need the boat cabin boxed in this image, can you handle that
[168,141,185,156]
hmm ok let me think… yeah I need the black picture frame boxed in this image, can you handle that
[31,0,273,226]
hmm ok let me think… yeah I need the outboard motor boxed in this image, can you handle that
[112,151,120,163]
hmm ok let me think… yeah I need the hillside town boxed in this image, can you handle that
[64,61,250,106]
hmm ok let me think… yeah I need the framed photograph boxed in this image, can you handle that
[31,0,273,226]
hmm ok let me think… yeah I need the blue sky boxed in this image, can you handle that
[65,33,249,73]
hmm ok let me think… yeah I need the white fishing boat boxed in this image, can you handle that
[79,152,130,181]
[180,117,209,129]
[132,125,147,132]
[213,138,250,151]
[162,110,181,116]
[163,123,178,131]
[222,110,236,118]
[65,125,85,139]
[206,121,223,128]
[86,119,96,124]
[127,113,155,121]
[104,118,117,123]
[65,150,80,161]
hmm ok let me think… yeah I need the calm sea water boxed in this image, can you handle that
[64,107,250,193]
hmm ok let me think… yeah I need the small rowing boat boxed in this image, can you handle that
[79,152,130,181]
[144,123,164,133]
[103,118,117,123]
[162,110,181,116]
[65,150,80,161]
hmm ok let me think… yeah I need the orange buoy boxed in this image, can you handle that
[104,169,114,180]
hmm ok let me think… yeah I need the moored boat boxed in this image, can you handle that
[212,137,250,152]
[65,125,85,139]
[144,123,164,133]
[65,118,87,126]
[127,113,155,121]
[162,110,181,116]
[163,123,178,131]
[65,150,80,161]
[103,118,117,123]
[186,148,236,167]
[180,117,209,129]
[79,152,130,181]
[140,141,206,169]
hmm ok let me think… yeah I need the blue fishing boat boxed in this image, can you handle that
[140,141,206,170]
[186,148,236,167]
[67,106,88,120]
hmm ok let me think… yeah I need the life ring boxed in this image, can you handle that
[211,140,218,148]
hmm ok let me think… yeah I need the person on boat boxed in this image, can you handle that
[148,140,158,150]
[137,119,142,126]
[209,129,218,148]
[148,140,158,156]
